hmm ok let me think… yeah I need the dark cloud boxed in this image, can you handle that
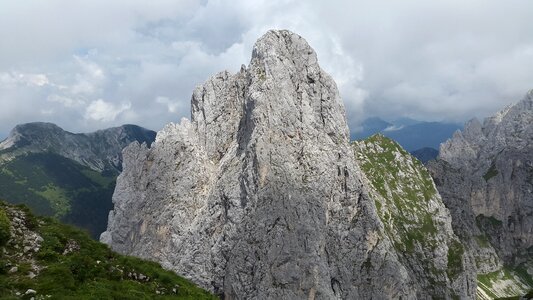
[1,0,532,138]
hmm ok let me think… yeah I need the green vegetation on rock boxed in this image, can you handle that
[476,214,503,228]
[353,134,465,296]
[483,163,499,181]
[477,266,533,300]
[447,239,464,280]
[0,202,216,299]
[353,134,440,254]
[0,207,10,247]
[474,234,491,248]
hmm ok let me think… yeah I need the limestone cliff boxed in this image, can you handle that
[102,30,473,299]
[428,91,533,299]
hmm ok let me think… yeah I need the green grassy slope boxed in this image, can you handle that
[353,134,443,254]
[0,202,216,299]
[354,135,533,299]
[0,153,116,238]
[353,134,466,298]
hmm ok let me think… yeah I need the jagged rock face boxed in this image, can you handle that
[102,30,472,299]
[353,135,476,298]
[431,92,533,263]
[428,91,533,298]
[0,123,156,172]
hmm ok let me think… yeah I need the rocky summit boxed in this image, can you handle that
[428,91,533,299]
[101,30,473,299]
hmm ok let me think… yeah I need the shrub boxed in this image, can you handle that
[0,207,10,247]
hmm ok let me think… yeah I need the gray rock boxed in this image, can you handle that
[62,239,80,255]
[0,123,156,172]
[432,91,533,261]
[428,90,533,296]
[25,289,36,295]
[102,30,472,299]
[353,134,476,298]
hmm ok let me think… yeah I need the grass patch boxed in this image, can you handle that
[483,163,499,181]
[476,214,503,228]
[478,267,533,299]
[353,134,440,253]
[475,234,491,248]
[0,202,216,299]
[0,207,10,247]
[34,184,71,218]
[446,239,464,280]
[353,134,455,294]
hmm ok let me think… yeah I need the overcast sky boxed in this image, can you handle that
[1,0,532,137]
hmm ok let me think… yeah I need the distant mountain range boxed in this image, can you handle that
[351,117,462,156]
[410,147,440,164]
[0,122,156,238]
[0,122,156,173]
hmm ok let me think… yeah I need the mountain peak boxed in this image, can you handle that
[440,90,533,166]
[1,122,65,150]
[252,30,318,67]
[102,30,472,299]
[12,122,63,132]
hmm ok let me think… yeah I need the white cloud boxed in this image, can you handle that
[85,99,131,122]
[1,0,533,137]
[41,108,54,115]
[25,73,49,86]
[47,94,85,108]
[156,96,181,113]
[0,72,49,87]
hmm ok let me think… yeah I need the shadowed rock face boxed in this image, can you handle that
[428,91,533,298]
[101,30,473,299]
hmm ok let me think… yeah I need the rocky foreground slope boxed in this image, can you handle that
[428,91,533,299]
[102,30,473,299]
[0,201,215,299]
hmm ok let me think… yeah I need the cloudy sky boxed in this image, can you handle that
[1,0,532,137]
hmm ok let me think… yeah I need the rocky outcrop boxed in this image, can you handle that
[428,91,533,298]
[102,30,473,299]
[353,134,475,298]
[0,201,215,299]
[0,123,156,173]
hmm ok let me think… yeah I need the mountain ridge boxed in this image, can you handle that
[352,117,461,151]
[428,90,533,299]
[0,122,156,173]
[0,122,156,238]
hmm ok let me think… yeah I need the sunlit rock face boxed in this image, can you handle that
[102,30,474,299]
